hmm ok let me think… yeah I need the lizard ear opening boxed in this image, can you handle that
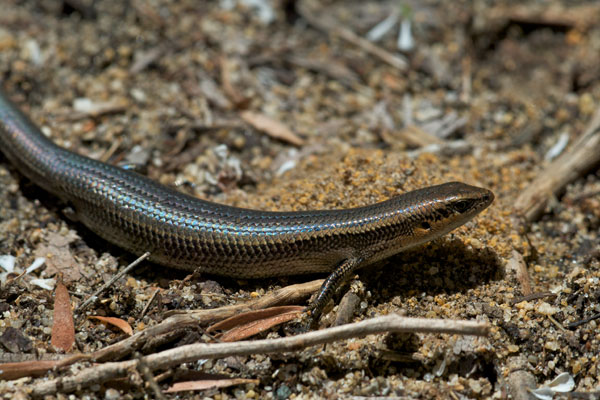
[419,221,431,230]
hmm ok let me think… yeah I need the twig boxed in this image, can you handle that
[286,55,360,86]
[0,280,323,381]
[547,315,566,333]
[513,106,600,222]
[570,189,600,203]
[93,279,324,361]
[78,252,151,311]
[296,0,408,71]
[164,279,323,317]
[135,352,167,400]
[99,137,122,163]
[510,292,556,306]
[140,287,161,319]
[58,99,129,121]
[28,314,489,396]
[566,312,600,329]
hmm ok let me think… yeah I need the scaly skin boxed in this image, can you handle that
[0,88,494,321]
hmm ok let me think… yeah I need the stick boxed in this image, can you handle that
[513,107,600,222]
[135,352,167,400]
[28,314,489,396]
[0,280,323,381]
[297,0,408,71]
[78,252,150,311]
[140,287,161,319]
[92,279,324,362]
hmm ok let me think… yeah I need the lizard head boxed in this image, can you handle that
[410,181,494,242]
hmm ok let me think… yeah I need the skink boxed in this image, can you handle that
[0,88,494,320]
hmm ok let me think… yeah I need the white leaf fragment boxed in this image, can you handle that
[367,12,399,42]
[545,132,569,161]
[397,18,414,51]
[30,278,56,291]
[26,257,46,275]
[546,372,575,392]
[0,255,16,273]
[530,372,575,400]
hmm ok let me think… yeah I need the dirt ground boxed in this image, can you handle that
[0,0,599,398]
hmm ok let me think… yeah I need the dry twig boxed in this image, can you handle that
[135,352,167,400]
[91,279,323,362]
[0,280,322,381]
[140,287,161,319]
[78,252,150,311]
[513,107,600,222]
[28,314,489,396]
[297,0,408,71]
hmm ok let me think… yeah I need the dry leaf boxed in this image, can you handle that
[207,306,304,333]
[51,278,75,352]
[164,378,259,393]
[89,316,134,336]
[240,111,304,146]
[207,305,304,342]
[220,310,302,342]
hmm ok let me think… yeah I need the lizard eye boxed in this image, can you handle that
[452,199,473,213]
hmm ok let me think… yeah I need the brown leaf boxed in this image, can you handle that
[89,316,134,336]
[51,278,75,352]
[207,306,304,342]
[164,378,259,393]
[221,310,301,342]
[207,305,304,333]
[240,111,304,146]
